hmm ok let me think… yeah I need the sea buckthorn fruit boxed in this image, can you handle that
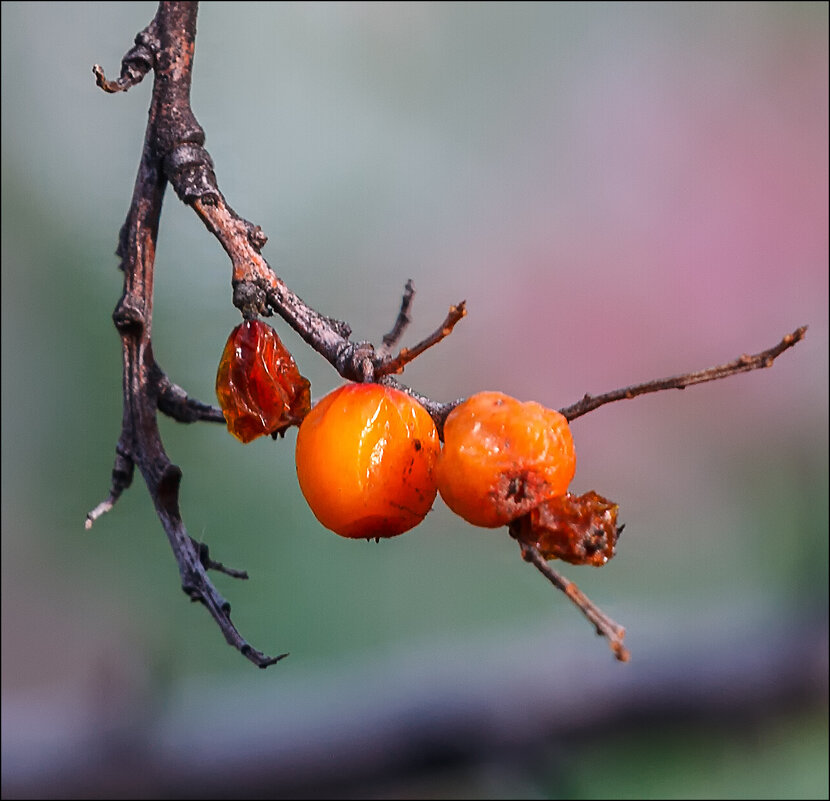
[435,391,576,528]
[295,383,440,539]
[216,319,311,443]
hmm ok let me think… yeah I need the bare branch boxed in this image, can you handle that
[560,326,807,422]
[189,196,464,383]
[90,1,284,668]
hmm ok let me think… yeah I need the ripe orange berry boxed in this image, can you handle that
[216,320,311,443]
[295,383,440,539]
[435,391,576,528]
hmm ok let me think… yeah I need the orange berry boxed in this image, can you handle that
[216,320,311,443]
[295,383,440,539]
[512,491,621,566]
[435,391,576,528]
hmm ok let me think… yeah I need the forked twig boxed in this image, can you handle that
[90,2,469,668]
[89,2,285,668]
[376,300,467,376]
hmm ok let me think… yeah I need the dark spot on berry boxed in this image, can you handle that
[506,473,529,502]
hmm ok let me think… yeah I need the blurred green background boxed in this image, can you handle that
[2,2,827,798]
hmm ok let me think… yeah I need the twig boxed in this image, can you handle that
[188,195,356,364]
[378,279,416,356]
[559,326,807,422]
[385,326,806,439]
[156,371,226,424]
[191,539,250,580]
[376,301,467,377]
[510,525,629,662]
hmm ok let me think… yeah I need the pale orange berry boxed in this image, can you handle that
[435,391,576,528]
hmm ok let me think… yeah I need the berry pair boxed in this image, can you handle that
[296,387,576,536]
[295,385,619,566]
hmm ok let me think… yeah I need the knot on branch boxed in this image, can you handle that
[113,297,145,334]
[233,279,270,319]
[164,143,219,205]
[346,342,377,382]
[247,224,268,252]
[132,27,160,64]
[93,27,158,94]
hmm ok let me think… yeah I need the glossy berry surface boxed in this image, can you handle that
[513,490,620,566]
[435,391,576,528]
[295,383,440,539]
[216,320,311,443]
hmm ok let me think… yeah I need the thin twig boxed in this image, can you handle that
[85,495,119,530]
[387,326,806,437]
[559,326,807,422]
[156,372,226,424]
[510,525,629,662]
[376,301,467,377]
[85,445,135,530]
[192,539,250,580]
[378,279,416,357]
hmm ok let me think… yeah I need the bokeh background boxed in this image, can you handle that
[2,2,827,798]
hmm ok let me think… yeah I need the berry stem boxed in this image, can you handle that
[511,523,630,662]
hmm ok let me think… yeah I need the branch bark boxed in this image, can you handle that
[88,2,283,668]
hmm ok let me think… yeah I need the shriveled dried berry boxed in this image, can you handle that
[435,391,576,528]
[512,490,621,566]
[216,320,311,443]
